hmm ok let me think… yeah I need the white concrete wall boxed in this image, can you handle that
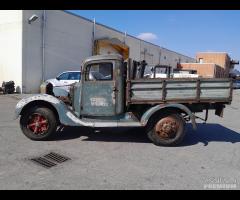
[21,10,195,93]
[140,40,160,65]
[0,10,23,93]
[95,23,125,42]
[126,36,141,61]
[22,10,93,93]
[22,10,43,93]
[160,47,195,67]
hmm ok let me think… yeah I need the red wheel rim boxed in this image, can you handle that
[27,113,49,135]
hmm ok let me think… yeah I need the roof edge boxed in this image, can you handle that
[62,10,194,60]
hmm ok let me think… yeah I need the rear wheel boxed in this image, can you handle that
[20,107,58,141]
[147,113,186,146]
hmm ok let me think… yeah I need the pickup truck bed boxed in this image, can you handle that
[127,78,233,104]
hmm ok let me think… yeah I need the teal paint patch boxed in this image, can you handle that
[81,81,116,116]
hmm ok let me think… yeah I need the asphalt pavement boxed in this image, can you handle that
[0,91,240,190]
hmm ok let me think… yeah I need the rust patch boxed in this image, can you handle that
[154,116,179,139]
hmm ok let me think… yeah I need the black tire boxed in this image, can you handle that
[147,113,186,146]
[20,107,58,141]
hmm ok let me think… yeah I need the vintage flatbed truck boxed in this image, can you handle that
[15,54,233,146]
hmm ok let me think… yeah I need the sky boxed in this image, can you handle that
[69,10,240,70]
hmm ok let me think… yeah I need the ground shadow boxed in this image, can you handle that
[181,123,240,146]
[53,123,240,147]
[55,126,150,143]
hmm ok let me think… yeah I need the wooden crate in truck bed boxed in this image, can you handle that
[127,78,233,104]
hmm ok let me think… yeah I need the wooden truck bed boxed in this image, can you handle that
[126,78,233,104]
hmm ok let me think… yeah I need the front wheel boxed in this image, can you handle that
[147,113,186,146]
[20,107,58,141]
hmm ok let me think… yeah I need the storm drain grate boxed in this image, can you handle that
[43,152,71,163]
[30,157,57,168]
[30,152,71,169]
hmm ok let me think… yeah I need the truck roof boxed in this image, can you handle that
[83,54,123,64]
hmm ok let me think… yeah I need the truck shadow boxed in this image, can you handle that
[56,127,150,143]
[181,123,240,147]
[54,123,240,146]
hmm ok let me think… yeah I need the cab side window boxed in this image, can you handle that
[85,63,113,81]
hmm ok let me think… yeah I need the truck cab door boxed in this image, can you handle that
[81,59,124,117]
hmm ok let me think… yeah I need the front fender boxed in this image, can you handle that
[14,94,93,127]
[140,103,197,130]
[15,94,59,119]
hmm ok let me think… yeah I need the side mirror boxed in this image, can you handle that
[56,76,60,81]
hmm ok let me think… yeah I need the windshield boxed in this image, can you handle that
[86,63,113,81]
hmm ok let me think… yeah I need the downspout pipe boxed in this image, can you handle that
[92,18,96,56]
[124,31,127,44]
[42,10,46,82]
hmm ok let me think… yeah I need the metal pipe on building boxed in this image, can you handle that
[124,31,127,44]
[159,49,161,65]
[92,18,96,55]
[42,10,46,82]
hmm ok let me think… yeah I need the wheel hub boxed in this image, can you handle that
[155,116,179,139]
[27,113,49,135]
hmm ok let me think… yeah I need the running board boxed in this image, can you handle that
[63,111,142,128]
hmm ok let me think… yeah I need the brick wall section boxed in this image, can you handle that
[196,52,231,76]
[178,52,233,78]
[178,63,226,78]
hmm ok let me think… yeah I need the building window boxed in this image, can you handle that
[199,58,203,63]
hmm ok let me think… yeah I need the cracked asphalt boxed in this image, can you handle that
[0,91,240,190]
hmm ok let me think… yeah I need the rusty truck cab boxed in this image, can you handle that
[71,54,125,118]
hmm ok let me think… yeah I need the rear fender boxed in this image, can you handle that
[140,103,197,130]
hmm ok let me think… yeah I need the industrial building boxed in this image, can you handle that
[179,52,238,78]
[0,10,195,93]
